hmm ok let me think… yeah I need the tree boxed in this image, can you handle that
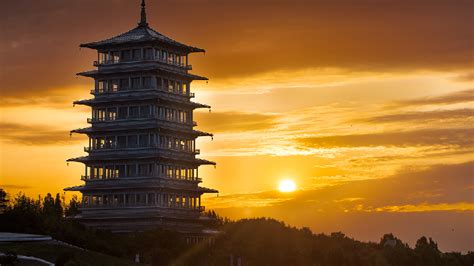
[415,236,442,265]
[54,193,64,219]
[65,195,81,217]
[0,188,8,213]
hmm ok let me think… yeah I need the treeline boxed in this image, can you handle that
[179,218,474,266]
[0,189,473,265]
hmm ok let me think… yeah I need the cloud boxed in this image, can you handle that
[373,203,474,213]
[1,0,472,98]
[206,161,474,211]
[195,111,278,133]
[0,184,33,190]
[393,89,474,107]
[362,108,474,123]
[454,72,474,82]
[297,128,474,148]
[0,122,85,146]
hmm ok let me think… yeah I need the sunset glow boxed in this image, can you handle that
[1,0,473,252]
[279,179,297,193]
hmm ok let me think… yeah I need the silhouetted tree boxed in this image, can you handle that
[54,193,64,218]
[0,188,8,213]
[415,236,442,265]
[65,195,81,217]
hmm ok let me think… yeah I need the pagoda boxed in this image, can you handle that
[65,0,217,234]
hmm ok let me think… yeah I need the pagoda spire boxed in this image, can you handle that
[139,0,148,27]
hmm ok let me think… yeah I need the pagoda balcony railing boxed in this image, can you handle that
[94,58,192,71]
[199,206,205,212]
[90,86,194,99]
[84,145,199,155]
[81,175,201,184]
[86,116,194,129]
[80,204,203,214]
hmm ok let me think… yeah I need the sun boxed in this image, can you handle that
[279,179,297,193]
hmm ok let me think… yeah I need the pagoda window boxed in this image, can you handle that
[105,136,115,148]
[120,78,130,90]
[138,134,149,147]
[129,106,139,118]
[144,48,154,60]
[83,196,90,208]
[143,76,152,88]
[111,51,120,63]
[168,165,173,178]
[147,193,155,206]
[118,106,128,119]
[117,136,126,148]
[156,77,163,89]
[162,50,168,62]
[116,195,124,206]
[121,50,131,62]
[138,164,150,176]
[126,194,135,206]
[111,80,119,92]
[140,105,151,118]
[107,107,117,120]
[98,167,104,179]
[96,108,106,121]
[113,167,119,178]
[169,53,175,64]
[127,164,137,176]
[99,52,107,64]
[136,194,146,205]
[98,80,107,93]
[95,137,102,149]
[155,49,161,61]
[104,166,113,179]
[176,196,181,207]
[116,165,125,177]
[128,135,138,147]
[176,82,182,94]
[183,82,189,95]
[132,49,141,60]
[131,77,141,89]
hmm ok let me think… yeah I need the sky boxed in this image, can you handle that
[1,0,473,252]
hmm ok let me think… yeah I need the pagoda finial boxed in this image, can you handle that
[139,0,148,27]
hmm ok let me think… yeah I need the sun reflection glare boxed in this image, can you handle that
[279,179,297,193]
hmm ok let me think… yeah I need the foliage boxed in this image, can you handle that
[0,188,8,213]
[0,190,472,265]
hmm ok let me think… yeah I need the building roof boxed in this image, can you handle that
[77,66,208,81]
[80,1,204,53]
[81,26,204,53]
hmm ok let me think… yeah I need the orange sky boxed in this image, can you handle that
[1,0,473,252]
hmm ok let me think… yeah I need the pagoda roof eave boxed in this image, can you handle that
[67,156,216,166]
[64,185,84,192]
[71,127,213,138]
[79,25,205,54]
[76,68,208,81]
[73,97,210,109]
[64,184,217,194]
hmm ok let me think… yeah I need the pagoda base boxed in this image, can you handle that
[69,207,214,234]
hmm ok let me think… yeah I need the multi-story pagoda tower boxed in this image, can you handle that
[65,0,217,233]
